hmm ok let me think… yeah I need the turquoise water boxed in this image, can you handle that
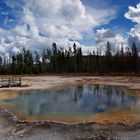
[0,84,136,118]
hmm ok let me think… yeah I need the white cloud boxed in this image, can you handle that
[95,28,125,54]
[0,0,117,55]
[125,3,140,50]
[127,24,140,50]
[124,3,140,24]
[24,0,114,40]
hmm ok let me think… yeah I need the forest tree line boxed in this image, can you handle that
[0,41,139,75]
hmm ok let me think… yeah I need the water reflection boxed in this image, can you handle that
[0,84,138,118]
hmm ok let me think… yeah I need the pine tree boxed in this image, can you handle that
[51,43,58,72]
[73,43,77,72]
[131,42,139,73]
[105,41,112,73]
[35,51,41,74]
[77,47,83,72]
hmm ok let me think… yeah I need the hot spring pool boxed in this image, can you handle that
[0,84,139,123]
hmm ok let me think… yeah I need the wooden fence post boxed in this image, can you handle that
[20,77,21,86]
[2,78,3,87]
[9,77,11,87]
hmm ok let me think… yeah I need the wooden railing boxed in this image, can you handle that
[0,77,21,88]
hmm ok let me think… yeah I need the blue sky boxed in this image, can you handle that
[0,0,140,55]
[0,0,23,29]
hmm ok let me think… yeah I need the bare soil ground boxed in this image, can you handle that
[0,75,140,91]
[0,76,140,140]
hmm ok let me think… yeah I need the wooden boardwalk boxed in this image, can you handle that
[0,77,21,88]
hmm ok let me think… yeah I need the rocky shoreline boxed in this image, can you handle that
[0,108,140,140]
